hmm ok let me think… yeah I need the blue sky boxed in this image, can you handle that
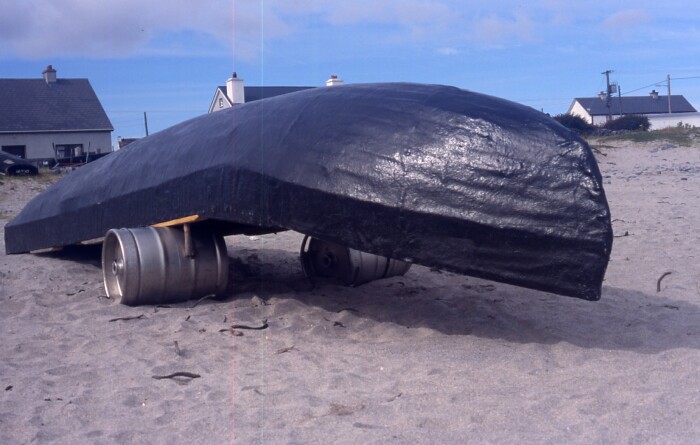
[2,0,700,144]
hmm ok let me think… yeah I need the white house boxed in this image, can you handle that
[568,90,697,127]
[209,73,343,113]
[0,66,113,161]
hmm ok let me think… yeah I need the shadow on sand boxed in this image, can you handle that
[223,245,700,355]
[44,243,700,355]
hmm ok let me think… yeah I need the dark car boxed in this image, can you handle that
[0,151,38,176]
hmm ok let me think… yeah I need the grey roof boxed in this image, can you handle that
[244,86,314,102]
[216,85,315,104]
[0,78,113,133]
[118,137,140,149]
[572,95,696,116]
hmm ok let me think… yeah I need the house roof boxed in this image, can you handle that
[243,86,315,102]
[215,85,315,105]
[208,87,232,112]
[215,86,228,95]
[571,95,696,116]
[0,78,113,133]
[117,137,140,149]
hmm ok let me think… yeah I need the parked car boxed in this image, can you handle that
[0,151,39,176]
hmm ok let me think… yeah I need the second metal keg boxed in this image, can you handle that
[300,236,411,286]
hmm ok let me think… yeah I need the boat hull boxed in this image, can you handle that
[5,83,613,300]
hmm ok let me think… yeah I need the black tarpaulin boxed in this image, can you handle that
[5,83,613,300]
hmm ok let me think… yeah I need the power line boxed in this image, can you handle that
[622,75,700,96]
[622,80,665,96]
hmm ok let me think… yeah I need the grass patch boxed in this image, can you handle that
[36,168,66,184]
[1,168,64,184]
[590,126,700,147]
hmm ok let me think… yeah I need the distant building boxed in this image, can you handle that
[568,90,697,127]
[117,137,140,150]
[208,73,343,113]
[0,65,113,161]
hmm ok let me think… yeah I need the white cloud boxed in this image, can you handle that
[472,13,538,47]
[281,0,460,44]
[437,47,459,56]
[601,9,652,35]
[323,0,454,27]
[0,1,676,61]
[0,0,291,59]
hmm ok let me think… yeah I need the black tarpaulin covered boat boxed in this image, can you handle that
[0,151,38,176]
[5,83,613,300]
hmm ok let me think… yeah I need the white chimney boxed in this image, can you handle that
[43,65,57,84]
[326,74,344,87]
[226,72,245,104]
[650,89,659,100]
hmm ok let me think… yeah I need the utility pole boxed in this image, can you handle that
[667,74,672,114]
[144,112,149,137]
[618,83,623,116]
[602,70,613,121]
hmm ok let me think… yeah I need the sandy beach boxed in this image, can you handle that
[1,139,699,444]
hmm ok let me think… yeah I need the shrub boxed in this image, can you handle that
[603,114,650,131]
[553,114,595,133]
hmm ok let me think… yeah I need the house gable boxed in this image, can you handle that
[208,86,232,113]
[208,84,316,113]
[567,100,593,123]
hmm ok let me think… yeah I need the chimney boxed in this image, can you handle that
[43,65,57,84]
[326,74,344,87]
[650,89,659,100]
[598,91,607,101]
[226,71,245,104]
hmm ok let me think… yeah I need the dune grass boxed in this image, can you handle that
[590,126,700,147]
[1,168,64,184]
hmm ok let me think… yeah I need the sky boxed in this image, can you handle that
[2,0,700,145]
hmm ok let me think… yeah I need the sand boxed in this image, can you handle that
[1,140,699,444]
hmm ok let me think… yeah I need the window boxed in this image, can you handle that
[2,145,26,158]
[219,97,224,108]
[55,144,84,158]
